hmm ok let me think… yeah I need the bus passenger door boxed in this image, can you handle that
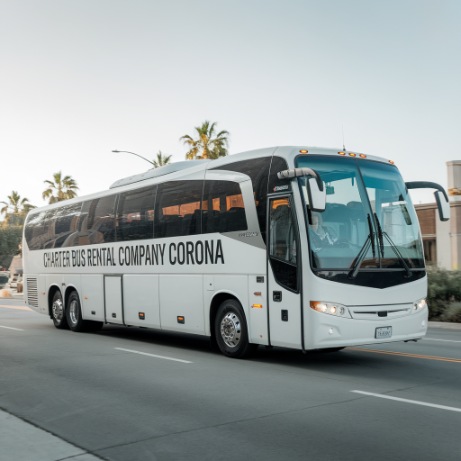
[104,275,124,324]
[267,197,303,349]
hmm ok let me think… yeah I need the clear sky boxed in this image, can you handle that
[1,0,460,210]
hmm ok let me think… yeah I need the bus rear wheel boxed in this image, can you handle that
[66,291,85,332]
[215,299,255,358]
[51,291,68,329]
[66,291,103,332]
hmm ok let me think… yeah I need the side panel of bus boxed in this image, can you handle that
[81,275,105,321]
[123,274,160,328]
[159,274,205,334]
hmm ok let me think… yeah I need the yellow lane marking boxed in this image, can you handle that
[350,347,461,363]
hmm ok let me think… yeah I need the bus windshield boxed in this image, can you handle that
[296,155,424,274]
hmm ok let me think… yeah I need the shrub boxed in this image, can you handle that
[0,226,22,269]
[440,302,461,323]
[427,269,461,321]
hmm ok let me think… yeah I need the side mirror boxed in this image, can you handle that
[277,167,326,211]
[307,177,326,211]
[406,181,450,222]
[435,190,450,221]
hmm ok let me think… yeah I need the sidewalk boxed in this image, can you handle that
[0,289,23,299]
[0,410,102,461]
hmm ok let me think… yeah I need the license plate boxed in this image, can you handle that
[375,326,392,339]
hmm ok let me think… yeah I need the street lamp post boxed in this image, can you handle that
[112,150,154,167]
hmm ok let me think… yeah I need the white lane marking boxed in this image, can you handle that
[423,337,461,344]
[115,347,193,364]
[352,390,461,413]
[0,325,24,331]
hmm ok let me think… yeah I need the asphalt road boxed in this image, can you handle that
[1,298,460,461]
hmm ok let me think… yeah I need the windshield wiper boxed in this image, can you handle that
[368,214,376,258]
[374,214,412,277]
[374,213,384,257]
[348,214,375,279]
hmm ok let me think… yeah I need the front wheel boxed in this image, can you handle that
[214,299,255,358]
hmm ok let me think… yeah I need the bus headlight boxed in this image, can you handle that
[310,301,351,318]
[413,298,427,313]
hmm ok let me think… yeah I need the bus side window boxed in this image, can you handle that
[212,155,289,243]
[116,187,155,242]
[78,195,116,244]
[154,180,203,238]
[202,180,247,233]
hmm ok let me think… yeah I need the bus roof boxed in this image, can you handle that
[111,146,394,189]
[27,146,395,216]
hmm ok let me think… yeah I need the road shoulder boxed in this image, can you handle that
[0,409,102,461]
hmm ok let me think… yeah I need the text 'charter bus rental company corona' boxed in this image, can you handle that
[22,147,450,358]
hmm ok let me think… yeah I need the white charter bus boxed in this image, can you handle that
[22,147,450,358]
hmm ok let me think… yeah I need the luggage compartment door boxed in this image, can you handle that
[104,275,124,324]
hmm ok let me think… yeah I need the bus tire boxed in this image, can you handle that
[51,290,69,329]
[66,291,86,332]
[215,299,255,358]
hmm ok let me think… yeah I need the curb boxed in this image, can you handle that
[429,321,461,330]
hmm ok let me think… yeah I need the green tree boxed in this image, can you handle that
[152,151,172,168]
[42,172,79,204]
[0,226,22,269]
[0,191,35,226]
[180,120,229,160]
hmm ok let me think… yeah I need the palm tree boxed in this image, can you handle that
[152,151,172,168]
[0,191,35,226]
[180,121,229,160]
[42,172,79,204]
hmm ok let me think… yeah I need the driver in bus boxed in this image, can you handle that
[309,211,336,249]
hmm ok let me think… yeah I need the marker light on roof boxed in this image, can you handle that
[349,153,357,157]
[299,149,308,154]
[359,154,367,158]
[338,151,346,156]
[389,160,395,165]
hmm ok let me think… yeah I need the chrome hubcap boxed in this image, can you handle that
[69,300,79,325]
[52,299,64,321]
[220,312,242,348]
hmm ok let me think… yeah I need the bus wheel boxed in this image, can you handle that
[51,291,68,329]
[215,299,255,358]
[66,291,85,332]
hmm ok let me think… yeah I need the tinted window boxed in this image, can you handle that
[268,156,290,193]
[202,180,247,233]
[213,158,268,235]
[268,197,298,291]
[213,156,288,242]
[155,181,203,238]
[116,187,156,241]
[78,195,117,244]
[52,203,82,248]
[25,211,48,250]
[25,203,83,250]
